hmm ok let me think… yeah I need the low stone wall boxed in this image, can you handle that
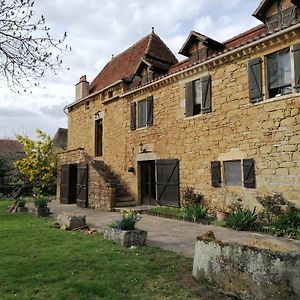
[193,233,300,300]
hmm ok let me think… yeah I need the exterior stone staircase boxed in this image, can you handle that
[93,160,136,208]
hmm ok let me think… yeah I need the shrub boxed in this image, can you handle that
[110,210,141,231]
[256,192,288,224]
[184,204,208,222]
[17,199,26,207]
[182,187,203,206]
[272,208,300,239]
[34,198,48,208]
[226,207,257,231]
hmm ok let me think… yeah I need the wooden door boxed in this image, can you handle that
[156,159,179,207]
[140,161,156,205]
[60,164,77,204]
[76,163,88,208]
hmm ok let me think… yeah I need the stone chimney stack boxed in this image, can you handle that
[75,75,89,101]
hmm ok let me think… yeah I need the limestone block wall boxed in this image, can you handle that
[57,149,115,211]
[66,31,300,210]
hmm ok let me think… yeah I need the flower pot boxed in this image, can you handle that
[34,207,50,217]
[216,210,229,221]
[103,227,147,248]
[17,207,28,213]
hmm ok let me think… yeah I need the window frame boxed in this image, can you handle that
[223,160,243,187]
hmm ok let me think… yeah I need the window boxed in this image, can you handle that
[224,160,242,186]
[211,159,255,189]
[130,96,153,130]
[267,48,292,98]
[185,75,211,117]
[248,43,300,103]
[95,119,103,156]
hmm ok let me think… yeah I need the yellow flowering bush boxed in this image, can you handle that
[110,210,141,230]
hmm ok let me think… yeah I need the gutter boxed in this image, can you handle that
[65,22,300,109]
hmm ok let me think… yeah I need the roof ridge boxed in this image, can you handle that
[109,33,152,62]
[145,31,155,56]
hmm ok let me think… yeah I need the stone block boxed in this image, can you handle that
[103,227,147,248]
[193,237,300,300]
[57,213,86,230]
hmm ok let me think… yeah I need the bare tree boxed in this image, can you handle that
[0,0,69,92]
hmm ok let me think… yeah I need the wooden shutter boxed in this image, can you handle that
[146,96,153,126]
[294,43,300,92]
[202,75,212,113]
[60,164,70,204]
[185,81,194,117]
[130,102,136,131]
[211,161,221,187]
[76,163,88,208]
[156,159,179,207]
[243,159,256,189]
[248,58,263,103]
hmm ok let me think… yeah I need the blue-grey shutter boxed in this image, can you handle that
[130,102,136,131]
[294,43,300,92]
[248,58,263,103]
[202,75,212,113]
[243,159,256,189]
[146,96,153,126]
[185,81,193,117]
[211,161,221,187]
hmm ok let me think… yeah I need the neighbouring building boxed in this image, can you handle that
[57,0,300,212]
[53,128,68,151]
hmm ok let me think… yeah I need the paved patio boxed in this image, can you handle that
[48,202,300,258]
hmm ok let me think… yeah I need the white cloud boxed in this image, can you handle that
[0,0,262,139]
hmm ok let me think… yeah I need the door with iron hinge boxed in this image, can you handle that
[76,163,88,208]
[155,159,179,207]
[60,164,77,204]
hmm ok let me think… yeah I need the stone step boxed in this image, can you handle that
[114,201,136,207]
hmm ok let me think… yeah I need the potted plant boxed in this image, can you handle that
[16,198,28,212]
[104,210,147,247]
[33,198,50,217]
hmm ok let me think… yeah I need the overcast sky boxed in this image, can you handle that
[0,0,262,139]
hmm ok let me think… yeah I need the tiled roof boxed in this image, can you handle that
[0,139,23,157]
[53,128,68,150]
[89,32,178,93]
[168,24,267,75]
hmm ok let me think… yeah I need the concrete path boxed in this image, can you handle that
[48,202,300,258]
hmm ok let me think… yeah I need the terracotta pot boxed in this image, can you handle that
[216,210,229,221]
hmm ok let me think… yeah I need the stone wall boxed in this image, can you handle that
[193,237,300,300]
[66,29,300,210]
[57,149,115,211]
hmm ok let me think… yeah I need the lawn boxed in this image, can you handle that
[0,200,201,300]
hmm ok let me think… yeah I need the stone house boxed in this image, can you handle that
[57,0,300,211]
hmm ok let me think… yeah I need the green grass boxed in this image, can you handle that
[0,200,199,300]
[147,206,186,219]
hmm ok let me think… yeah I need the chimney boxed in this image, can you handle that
[75,75,89,101]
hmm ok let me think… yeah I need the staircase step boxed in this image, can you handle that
[114,201,136,207]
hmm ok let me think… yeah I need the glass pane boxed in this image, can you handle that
[224,160,242,186]
[193,80,201,105]
[279,49,291,87]
[138,100,146,128]
[267,52,279,89]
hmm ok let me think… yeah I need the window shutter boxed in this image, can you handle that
[146,96,153,126]
[201,75,212,113]
[243,159,256,189]
[294,43,300,92]
[185,81,193,117]
[130,102,136,131]
[211,161,221,187]
[248,58,263,103]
